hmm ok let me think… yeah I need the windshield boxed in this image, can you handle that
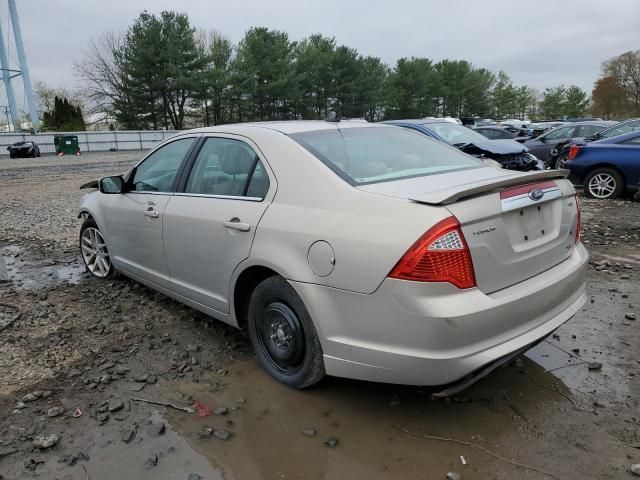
[290,126,481,185]
[425,122,489,146]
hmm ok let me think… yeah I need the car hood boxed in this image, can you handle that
[458,139,528,155]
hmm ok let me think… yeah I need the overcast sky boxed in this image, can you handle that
[2,0,639,112]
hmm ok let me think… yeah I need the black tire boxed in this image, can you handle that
[79,217,116,279]
[248,276,325,388]
[584,168,624,200]
[553,153,568,170]
[9,153,15,159]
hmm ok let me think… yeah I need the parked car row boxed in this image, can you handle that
[459,118,640,200]
[385,119,545,171]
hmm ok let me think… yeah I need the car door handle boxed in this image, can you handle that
[223,218,250,232]
[144,209,159,218]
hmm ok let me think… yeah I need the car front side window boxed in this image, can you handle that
[185,137,269,199]
[544,126,575,140]
[132,138,195,192]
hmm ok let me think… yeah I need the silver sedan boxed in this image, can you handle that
[79,121,588,391]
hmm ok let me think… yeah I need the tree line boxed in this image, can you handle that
[72,10,596,131]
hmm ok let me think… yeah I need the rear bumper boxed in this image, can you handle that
[290,243,588,386]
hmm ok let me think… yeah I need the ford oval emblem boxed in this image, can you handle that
[529,189,544,201]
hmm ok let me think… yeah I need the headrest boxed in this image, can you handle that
[220,144,255,175]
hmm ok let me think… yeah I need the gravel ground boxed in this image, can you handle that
[0,152,639,480]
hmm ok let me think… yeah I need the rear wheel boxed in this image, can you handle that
[584,168,624,200]
[79,218,115,278]
[248,276,325,388]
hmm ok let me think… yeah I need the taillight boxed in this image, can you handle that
[389,217,476,289]
[574,194,581,244]
[568,144,581,161]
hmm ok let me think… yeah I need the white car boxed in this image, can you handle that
[79,121,587,391]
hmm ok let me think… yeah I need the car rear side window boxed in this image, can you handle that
[132,137,195,192]
[185,137,269,199]
[290,126,481,185]
[601,120,640,138]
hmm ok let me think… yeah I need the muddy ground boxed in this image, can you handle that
[0,152,639,480]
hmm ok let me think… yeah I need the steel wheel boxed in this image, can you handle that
[256,301,305,374]
[587,173,617,199]
[80,227,112,278]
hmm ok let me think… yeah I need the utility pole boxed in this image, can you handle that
[0,20,19,131]
[8,0,39,131]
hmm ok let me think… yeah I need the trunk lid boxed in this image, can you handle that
[358,167,578,293]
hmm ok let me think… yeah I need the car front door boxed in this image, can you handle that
[528,126,577,161]
[162,135,274,314]
[103,136,197,288]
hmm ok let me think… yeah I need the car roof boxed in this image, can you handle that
[565,120,615,126]
[187,120,384,135]
[384,118,453,126]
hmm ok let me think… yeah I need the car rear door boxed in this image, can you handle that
[103,136,198,288]
[162,135,274,314]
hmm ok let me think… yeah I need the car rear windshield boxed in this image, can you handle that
[289,126,481,185]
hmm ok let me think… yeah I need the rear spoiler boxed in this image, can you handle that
[410,169,569,205]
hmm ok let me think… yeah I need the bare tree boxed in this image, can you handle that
[74,31,137,128]
[34,80,84,115]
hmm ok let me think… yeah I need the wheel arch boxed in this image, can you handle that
[582,163,627,189]
[232,264,282,330]
[78,191,108,232]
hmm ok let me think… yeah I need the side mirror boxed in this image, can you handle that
[99,175,124,194]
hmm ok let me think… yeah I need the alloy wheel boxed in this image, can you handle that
[587,173,617,199]
[556,155,568,169]
[80,227,111,278]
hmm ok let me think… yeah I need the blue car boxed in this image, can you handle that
[384,118,545,171]
[565,130,640,199]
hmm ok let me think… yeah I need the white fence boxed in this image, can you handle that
[0,130,180,155]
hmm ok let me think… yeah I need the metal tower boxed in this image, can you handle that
[0,0,39,132]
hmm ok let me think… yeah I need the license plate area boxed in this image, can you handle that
[503,199,562,252]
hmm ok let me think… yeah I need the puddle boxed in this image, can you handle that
[1,411,223,480]
[166,357,573,480]
[0,244,87,290]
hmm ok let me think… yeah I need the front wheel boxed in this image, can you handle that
[554,153,568,170]
[79,218,115,278]
[584,168,624,200]
[248,276,325,389]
